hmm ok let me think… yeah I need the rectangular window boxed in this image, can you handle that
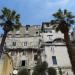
[23,51,26,55]
[24,42,27,46]
[52,56,57,65]
[21,60,25,66]
[13,42,16,46]
[34,55,38,61]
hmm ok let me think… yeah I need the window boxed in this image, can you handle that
[11,52,15,56]
[13,42,16,46]
[52,56,57,65]
[51,47,54,54]
[24,42,27,46]
[21,60,26,66]
[47,35,53,40]
[34,55,38,61]
[23,51,26,55]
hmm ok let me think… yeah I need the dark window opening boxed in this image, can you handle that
[52,56,57,65]
[34,55,38,61]
[13,42,16,46]
[21,60,25,66]
[24,42,27,46]
[23,51,26,55]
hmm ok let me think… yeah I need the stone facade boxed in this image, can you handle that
[0,23,74,75]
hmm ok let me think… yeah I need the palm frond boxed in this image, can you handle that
[13,24,21,30]
[15,14,20,24]
[64,9,67,15]
[12,10,16,16]
[0,23,5,27]
[0,15,4,19]
[50,20,56,25]
[51,9,75,33]
[55,25,60,32]
[69,20,75,24]
[53,9,64,19]
[1,7,11,21]
[67,12,75,19]
[0,7,21,32]
[10,10,16,21]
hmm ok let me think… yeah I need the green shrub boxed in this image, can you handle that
[48,67,57,75]
[32,61,48,75]
[17,68,29,75]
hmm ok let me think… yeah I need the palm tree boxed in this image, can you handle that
[50,9,75,74]
[0,7,21,55]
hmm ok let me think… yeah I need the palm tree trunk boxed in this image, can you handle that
[0,31,8,54]
[64,32,75,74]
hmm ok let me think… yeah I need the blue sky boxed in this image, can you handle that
[0,0,75,33]
[0,0,75,25]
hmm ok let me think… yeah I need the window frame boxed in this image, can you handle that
[24,42,27,46]
[52,56,57,65]
[12,42,16,46]
[34,55,38,61]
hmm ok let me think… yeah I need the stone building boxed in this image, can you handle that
[40,22,73,75]
[0,23,74,75]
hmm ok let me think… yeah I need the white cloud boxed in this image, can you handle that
[46,0,70,8]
